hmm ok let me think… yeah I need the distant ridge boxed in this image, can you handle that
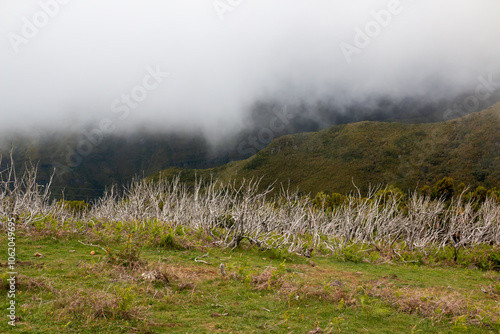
[151,103,500,194]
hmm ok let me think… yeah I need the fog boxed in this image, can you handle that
[1,0,500,143]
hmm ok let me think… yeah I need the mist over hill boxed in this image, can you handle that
[152,102,500,196]
[2,1,500,136]
[1,1,500,199]
[1,94,499,200]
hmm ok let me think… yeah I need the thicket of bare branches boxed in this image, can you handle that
[1,159,499,255]
[0,154,65,227]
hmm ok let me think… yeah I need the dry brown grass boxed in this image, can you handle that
[1,273,57,294]
[152,262,217,283]
[52,287,146,322]
[358,278,500,325]
[250,267,349,305]
[370,285,470,319]
[78,260,144,283]
[139,283,173,300]
[247,265,500,326]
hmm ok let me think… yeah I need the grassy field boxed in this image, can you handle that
[2,158,500,333]
[2,223,500,334]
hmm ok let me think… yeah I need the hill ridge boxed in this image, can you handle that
[151,102,500,194]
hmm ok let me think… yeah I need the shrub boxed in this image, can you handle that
[340,245,364,264]
[157,228,186,250]
[418,185,431,197]
[313,192,346,211]
[432,177,454,201]
[106,235,143,268]
[374,186,406,204]
[472,186,488,202]
[58,199,90,214]
[489,251,500,270]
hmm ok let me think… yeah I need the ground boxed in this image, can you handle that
[1,227,499,333]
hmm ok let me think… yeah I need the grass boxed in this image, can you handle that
[1,223,500,333]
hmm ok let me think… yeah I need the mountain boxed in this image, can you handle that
[2,96,499,200]
[150,103,500,195]
[0,132,222,201]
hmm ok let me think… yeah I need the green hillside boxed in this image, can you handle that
[151,103,500,195]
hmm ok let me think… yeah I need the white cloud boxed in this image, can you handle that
[1,0,499,140]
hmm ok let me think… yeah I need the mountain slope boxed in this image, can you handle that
[151,103,500,194]
[0,133,219,200]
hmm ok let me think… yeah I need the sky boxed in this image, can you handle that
[1,0,500,142]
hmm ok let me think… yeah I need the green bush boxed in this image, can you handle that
[418,185,431,197]
[157,228,184,250]
[473,186,488,202]
[489,251,500,270]
[374,186,406,204]
[58,199,90,214]
[340,245,364,264]
[106,235,143,268]
[313,192,346,211]
[487,188,500,203]
[432,177,454,201]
